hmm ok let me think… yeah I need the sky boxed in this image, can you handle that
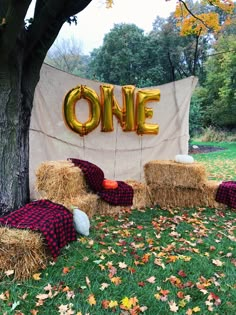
[27,0,177,55]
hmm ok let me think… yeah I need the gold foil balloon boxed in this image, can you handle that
[122,85,135,131]
[100,84,136,132]
[136,89,160,135]
[100,84,115,132]
[63,85,101,136]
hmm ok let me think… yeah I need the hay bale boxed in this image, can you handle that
[144,160,208,189]
[148,181,227,209]
[96,199,123,216]
[125,180,151,209]
[62,193,99,218]
[148,185,209,208]
[203,181,227,209]
[35,160,88,203]
[0,227,49,281]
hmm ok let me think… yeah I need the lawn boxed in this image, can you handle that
[0,142,236,315]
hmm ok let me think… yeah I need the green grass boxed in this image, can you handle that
[0,142,236,315]
[191,141,236,181]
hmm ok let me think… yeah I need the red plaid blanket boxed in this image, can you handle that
[69,158,134,206]
[215,181,236,209]
[0,199,77,258]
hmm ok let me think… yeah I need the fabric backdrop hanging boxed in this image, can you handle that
[29,63,198,200]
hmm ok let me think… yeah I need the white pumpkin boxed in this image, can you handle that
[73,208,90,236]
[175,154,194,164]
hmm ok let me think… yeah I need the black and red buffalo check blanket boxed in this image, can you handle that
[69,158,134,206]
[215,181,236,209]
[0,199,77,258]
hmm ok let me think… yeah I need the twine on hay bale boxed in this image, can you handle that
[0,227,49,281]
[125,179,151,209]
[35,160,88,205]
[144,160,207,189]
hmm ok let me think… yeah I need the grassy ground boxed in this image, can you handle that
[192,142,236,181]
[0,142,236,315]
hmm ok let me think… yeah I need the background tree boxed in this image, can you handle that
[46,36,90,77]
[195,33,236,129]
[88,23,146,86]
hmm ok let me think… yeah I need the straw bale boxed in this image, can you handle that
[144,160,207,189]
[202,181,227,209]
[0,227,49,281]
[125,180,152,209]
[62,193,99,218]
[96,199,123,216]
[35,160,88,202]
[148,185,210,208]
[148,181,227,209]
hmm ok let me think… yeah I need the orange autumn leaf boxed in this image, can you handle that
[62,267,70,274]
[111,277,122,285]
[101,299,109,309]
[87,293,96,306]
[160,289,170,296]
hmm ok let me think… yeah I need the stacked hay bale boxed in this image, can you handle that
[144,160,225,209]
[125,179,152,209]
[0,227,49,281]
[35,160,99,217]
[35,160,131,217]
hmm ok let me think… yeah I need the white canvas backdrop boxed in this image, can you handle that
[30,63,198,199]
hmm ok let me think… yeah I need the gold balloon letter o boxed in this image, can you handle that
[63,85,101,136]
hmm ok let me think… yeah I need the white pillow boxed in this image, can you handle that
[175,154,194,164]
[73,208,90,236]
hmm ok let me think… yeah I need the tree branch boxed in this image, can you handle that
[0,0,31,54]
[179,0,211,30]
[26,0,92,58]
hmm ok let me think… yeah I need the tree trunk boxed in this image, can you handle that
[0,51,35,216]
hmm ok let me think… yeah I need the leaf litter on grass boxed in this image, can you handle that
[1,206,236,315]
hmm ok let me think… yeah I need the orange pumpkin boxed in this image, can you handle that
[102,179,118,190]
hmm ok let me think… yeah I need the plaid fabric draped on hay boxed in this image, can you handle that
[0,199,77,258]
[69,158,134,206]
[216,181,236,209]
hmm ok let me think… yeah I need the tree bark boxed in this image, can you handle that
[0,51,33,215]
[0,0,93,216]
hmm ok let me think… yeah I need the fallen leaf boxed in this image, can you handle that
[168,300,179,312]
[86,276,91,288]
[118,262,127,269]
[111,277,122,285]
[100,283,110,291]
[87,293,96,306]
[4,270,14,276]
[192,306,201,312]
[108,300,118,308]
[178,270,187,277]
[146,276,156,283]
[32,273,41,280]
[62,267,70,274]
[212,259,224,267]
